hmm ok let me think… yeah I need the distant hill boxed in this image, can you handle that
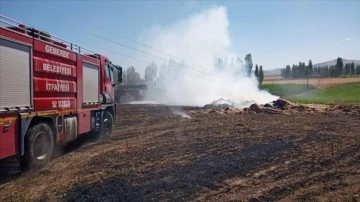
[313,59,360,68]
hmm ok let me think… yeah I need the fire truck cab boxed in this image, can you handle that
[0,15,122,172]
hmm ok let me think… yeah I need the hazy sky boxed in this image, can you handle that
[1,0,359,74]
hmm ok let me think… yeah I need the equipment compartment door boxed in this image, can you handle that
[0,116,18,159]
[82,62,99,103]
[0,38,31,109]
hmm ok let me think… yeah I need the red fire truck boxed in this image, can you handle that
[0,15,122,172]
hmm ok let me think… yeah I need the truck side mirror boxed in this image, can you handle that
[117,67,123,83]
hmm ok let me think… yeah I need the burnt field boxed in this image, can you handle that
[1,104,360,201]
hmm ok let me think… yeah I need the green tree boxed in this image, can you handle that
[320,66,329,77]
[356,65,360,75]
[335,57,343,76]
[258,65,264,84]
[350,62,355,75]
[281,65,291,79]
[125,66,141,85]
[344,63,351,75]
[306,60,312,87]
[255,64,259,77]
[285,65,291,78]
[145,62,158,84]
[299,62,306,78]
[292,64,298,78]
[329,65,337,77]
[245,54,253,77]
[215,58,225,71]
[308,59,313,77]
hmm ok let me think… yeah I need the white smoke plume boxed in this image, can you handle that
[139,6,277,107]
[170,108,192,119]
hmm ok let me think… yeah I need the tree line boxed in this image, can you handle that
[122,60,185,85]
[122,66,142,85]
[214,53,264,84]
[122,53,266,85]
[281,57,360,79]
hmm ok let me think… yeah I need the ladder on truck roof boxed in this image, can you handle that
[0,15,98,57]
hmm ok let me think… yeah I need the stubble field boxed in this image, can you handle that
[0,103,359,201]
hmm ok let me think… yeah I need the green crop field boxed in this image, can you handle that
[261,82,360,104]
[260,84,316,97]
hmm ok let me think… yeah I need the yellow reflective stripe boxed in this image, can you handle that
[1,107,101,123]
[0,116,17,125]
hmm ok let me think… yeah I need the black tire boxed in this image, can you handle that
[100,110,114,138]
[23,123,54,169]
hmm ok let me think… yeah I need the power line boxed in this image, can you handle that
[86,23,220,77]
[75,40,221,82]
[76,30,218,77]
[88,23,185,62]
[11,6,219,77]
[3,10,224,82]
[88,22,224,77]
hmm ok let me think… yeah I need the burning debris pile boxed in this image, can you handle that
[204,98,235,109]
[205,98,360,115]
[205,98,319,114]
[204,98,257,110]
[245,98,313,114]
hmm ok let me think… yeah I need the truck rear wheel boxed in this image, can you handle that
[23,123,54,169]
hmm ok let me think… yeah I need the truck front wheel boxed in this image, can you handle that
[101,110,114,138]
[23,123,54,169]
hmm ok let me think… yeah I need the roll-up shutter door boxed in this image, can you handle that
[83,62,99,103]
[0,38,31,108]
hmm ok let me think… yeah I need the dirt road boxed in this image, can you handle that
[0,104,359,201]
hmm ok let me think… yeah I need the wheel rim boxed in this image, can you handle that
[33,131,50,160]
[103,116,112,135]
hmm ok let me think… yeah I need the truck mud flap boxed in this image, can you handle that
[0,157,21,175]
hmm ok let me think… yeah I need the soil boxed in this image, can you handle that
[0,102,359,201]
